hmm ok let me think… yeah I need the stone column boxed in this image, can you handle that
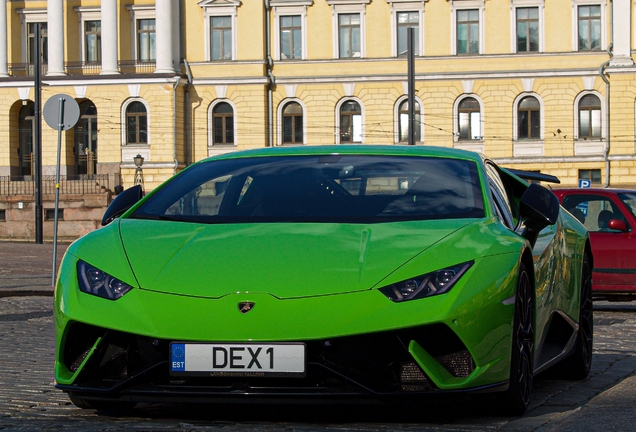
[154,0,174,73]
[0,0,7,77]
[100,0,119,74]
[46,0,65,76]
[611,0,634,66]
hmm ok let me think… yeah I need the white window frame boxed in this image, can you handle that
[74,7,101,63]
[16,9,47,63]
[513,93,544,141]
[393,95,424,143]
[121,97,151,148]
[199,0,241,62]
[327,0,370,59]
[449,0,485,55]
[574,91,605,140]
[335,97,365,144]
[277,98,307,145]
[272,1,312,61]
[509,0,544,53]
[571,0,606,52]
[453,94,484,142]
[126,5,156,62]
[386,1,426,57]
[208,99,238,147]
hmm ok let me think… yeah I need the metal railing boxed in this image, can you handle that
[5,61,158,78]
[0,174,109,196]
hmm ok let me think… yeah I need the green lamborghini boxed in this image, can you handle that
[54,145,592,415]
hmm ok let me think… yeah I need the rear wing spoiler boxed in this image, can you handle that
[504,169,561,185]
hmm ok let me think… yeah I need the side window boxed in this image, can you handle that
[485,163,515,229]
[562,195,628,232]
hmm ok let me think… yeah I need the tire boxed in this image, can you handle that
[69,394,136,412]
[497,262,534,416]
[556,252,593,380]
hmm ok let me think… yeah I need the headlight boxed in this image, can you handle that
[379,261,474,302]
[77,260,134,300]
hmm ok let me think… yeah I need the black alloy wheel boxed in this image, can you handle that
[497,262,534,416]
[557,252,593,379]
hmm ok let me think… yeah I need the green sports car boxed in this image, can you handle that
[54,145,592,415]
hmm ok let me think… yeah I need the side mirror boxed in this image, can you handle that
[520,183,560,246]
[101,185,143,226]
[608,219,629,232]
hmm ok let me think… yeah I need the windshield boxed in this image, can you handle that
[131,155,484,223]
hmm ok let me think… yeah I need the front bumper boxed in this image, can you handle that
[55,251,521,402]
[56,321,508,404]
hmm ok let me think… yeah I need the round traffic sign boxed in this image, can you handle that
[43,94,80,130]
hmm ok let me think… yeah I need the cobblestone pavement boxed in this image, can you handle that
[0,295,635,431]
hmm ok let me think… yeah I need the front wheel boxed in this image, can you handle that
[497,262,534,416]
[555,252,593,380]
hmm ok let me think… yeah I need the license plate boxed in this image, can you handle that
[170,343,306,377]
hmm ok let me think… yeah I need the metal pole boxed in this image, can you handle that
[407,27,415,145]
[52,97,65,286]
[34,24,43,243]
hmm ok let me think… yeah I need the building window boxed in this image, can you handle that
[282,102,303,144]
[398,99,421,143]
[516,8,539,52]
[200,0,239,62]
[578,169,602,185]
[397,12,419,56]
[213,102,234,145]
[0,210,5,222]
[210,16,232,60]
[339,14,361,58]
[518,96,540,139]
[578,5,601,51]
[456,10,479,54]
[458,97,481,140]
[45,209,63,221]
[137,19,156,61]
[579,94,601,138]
[126,101,148,144]
[340,101,362,143]
[27,23,47,64]
[18,103,35,176]
[280,16,302,60]
[84,21,101,63]
[75,101,98,176]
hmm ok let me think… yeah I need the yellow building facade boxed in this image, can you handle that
[0,0,635,192]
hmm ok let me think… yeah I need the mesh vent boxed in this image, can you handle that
[399,361,428,383]
[436,351,475,378]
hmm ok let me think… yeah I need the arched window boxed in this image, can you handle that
[75,101,98,175]
[579,94,601,138]
[340,101,362,143]
[398,100,421,143]
[518,96,540,139]
[282,102,303,144]
[213,102,234,145]
[18,102,34,176]
[126,101,148,144]
[458,97,481,140]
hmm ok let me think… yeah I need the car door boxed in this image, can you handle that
[561,193,636,293]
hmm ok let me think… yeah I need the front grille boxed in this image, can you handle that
[62,322,475,395]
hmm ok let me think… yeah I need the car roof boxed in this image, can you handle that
[200,145,483,164]
[554,188,636,194]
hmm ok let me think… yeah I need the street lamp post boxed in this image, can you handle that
[133,154,144,194]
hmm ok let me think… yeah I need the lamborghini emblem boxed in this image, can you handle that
[238,301,255,313]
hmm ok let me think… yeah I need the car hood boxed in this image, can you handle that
[118,218,477,299]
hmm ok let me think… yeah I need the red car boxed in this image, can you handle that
[553,188,636,301]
